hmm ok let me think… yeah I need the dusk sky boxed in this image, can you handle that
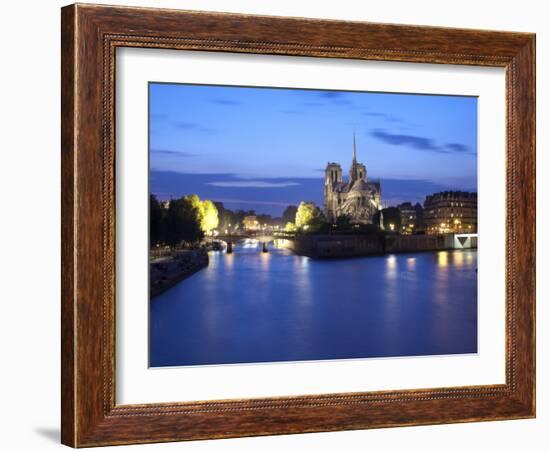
[149,83,477,216]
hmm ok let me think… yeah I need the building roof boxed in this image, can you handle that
[350,179,370,192]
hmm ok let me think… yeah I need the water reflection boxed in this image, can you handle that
[150,247,478,367]
[437,251,449,267]
[453,251,464,266]
[386,254,397,280]
[259,250,270,271]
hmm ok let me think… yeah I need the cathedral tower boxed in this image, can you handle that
[325,162,343,186]
[324,162,342,221]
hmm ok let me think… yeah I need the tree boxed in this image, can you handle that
[295,201,326,232]
[414,202,425,232]
[214,202,237,230]
[199,199,219,232]
[282,205,298,225]
[333,214,352,232]
[284,222,297,232]
[380,206,402,232]
[185,195,219,233]
[149,195,164,246]
[256,214,273,228]
[164,196,204,246]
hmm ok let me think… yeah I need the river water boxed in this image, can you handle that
[150,240,477,367]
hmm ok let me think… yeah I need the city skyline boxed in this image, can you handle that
[150,83,477,216]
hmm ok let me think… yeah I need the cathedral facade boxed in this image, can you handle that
[323,135,382,224]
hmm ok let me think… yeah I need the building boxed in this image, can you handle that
[397,202,424,234]
[323,134,382,224]
[242,215,260,231]
[423,191,477,234]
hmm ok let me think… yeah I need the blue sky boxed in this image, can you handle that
[149,83,477,216]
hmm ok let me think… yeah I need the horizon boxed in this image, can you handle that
[149,83,478,217]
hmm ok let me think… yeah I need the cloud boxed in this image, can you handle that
[209,198,292,207]
[371,129,473,155]
[315,90,351,105]
[318,91,345,99]
[172,121,216,134]
[211,98,240,106]
[385,116,404,124]
[445,143,469,153]
[207,180,300,188]
[372,129,439,151]
[151,149,195,157]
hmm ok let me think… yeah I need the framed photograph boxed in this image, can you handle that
[61,3,535,447]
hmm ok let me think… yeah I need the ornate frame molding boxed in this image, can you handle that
[61,4,535,447]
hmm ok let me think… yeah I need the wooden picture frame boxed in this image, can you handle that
[61,3,535,447]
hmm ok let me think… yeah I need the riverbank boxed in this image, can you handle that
[290,233,475,258]
[150,249,209,299]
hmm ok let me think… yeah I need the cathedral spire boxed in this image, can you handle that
[352,130,357,164]
[350,130,359,183]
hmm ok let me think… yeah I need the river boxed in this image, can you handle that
[150,240,477,367]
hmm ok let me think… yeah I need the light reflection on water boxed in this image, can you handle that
[150,243,477,367]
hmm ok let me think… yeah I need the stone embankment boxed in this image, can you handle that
[150,249,208,298]
[292,233,470,258]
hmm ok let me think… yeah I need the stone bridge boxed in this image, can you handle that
[212,231,295,253]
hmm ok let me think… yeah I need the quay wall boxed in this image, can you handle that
[292,233,472,258]
[385,234,455,253]
[150,249,209,298]
[292,234,384,258]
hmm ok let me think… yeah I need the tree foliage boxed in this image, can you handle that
[282,205,298,225]
[334,214,352,231]
[379,207,402,232]
[295,202,320,228]
[185,195,219,233]
[284,222,297,232]
[215,202,237,230]
[150,195,164,246]
[295,201,327,232]
[164,197,204,246]
[149,194,220,248]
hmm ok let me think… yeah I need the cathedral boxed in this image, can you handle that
[323,135,382,224]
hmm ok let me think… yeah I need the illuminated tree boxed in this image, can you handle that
[199,199,219,232]
[284,222,297,232]
[295,202,326,232]
[185,195,219,233]
[164,197,203,246]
